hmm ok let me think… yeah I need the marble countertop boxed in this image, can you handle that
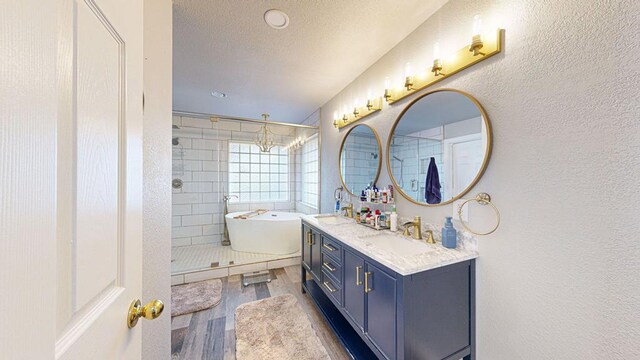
[300,214,478,276]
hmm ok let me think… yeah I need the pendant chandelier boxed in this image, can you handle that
[256,113,276,152]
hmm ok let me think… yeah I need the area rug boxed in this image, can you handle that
[235,294,330,360]
[171,279,222,317]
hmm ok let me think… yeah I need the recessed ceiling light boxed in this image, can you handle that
[211,90,227,98]
[264,9,289,29]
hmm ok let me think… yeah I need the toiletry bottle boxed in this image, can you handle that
[442,216,457,249]
[385,211,391,227]
[388,185,394,203]
[390,205,398,232]
[374,210,381,229]
[381,187,388,203]
[335,199,341,215]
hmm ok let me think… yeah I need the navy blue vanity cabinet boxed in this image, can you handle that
[301,220,475,360]
[399,260,473,360]
[302,224,322,281]
[365,263,397,359]
[343,250,365,331]
[302,224,313,272]
[311,230,322,280]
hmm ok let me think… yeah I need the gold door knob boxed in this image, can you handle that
[127,299,164,328]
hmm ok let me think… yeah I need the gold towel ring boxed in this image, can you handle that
[457,193,500,236]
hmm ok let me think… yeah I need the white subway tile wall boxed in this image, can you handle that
[172,115,320,248]
[389,135,444,201]
[340,132,380,195]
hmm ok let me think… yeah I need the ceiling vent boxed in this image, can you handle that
[264,9,289,29]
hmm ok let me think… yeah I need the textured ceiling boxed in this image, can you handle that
[173,0,449,123]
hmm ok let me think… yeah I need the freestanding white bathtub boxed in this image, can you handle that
[226,211,302,254]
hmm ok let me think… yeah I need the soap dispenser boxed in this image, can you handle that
[442,217,457,249]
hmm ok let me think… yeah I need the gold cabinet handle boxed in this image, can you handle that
[127,299,164,328]
[364,272,372,293]
[323,281,337,293]
[322,243,337,251]
[306,230,312,246]
[323,262,336,272]
[312,233,316,245]
[355,266,363,286]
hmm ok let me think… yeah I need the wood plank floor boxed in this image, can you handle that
[171,265,350,360]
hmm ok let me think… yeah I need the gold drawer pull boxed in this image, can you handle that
[355,266,362,286]
[323,281,337,293]
[306,230,312,245]
[323,262,336,272]
[322,243,337,251]
[364,271,372,293]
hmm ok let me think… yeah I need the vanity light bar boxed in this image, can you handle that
[385,29,504,105]
[333,97,383,129]
[333,25,505,130]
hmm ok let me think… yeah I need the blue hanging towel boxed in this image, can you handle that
[425,157,442,204]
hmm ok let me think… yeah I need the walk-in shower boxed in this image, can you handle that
[171,112,320,276]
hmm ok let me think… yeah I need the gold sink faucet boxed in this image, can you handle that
[424,230,436,244]
[402,216,423,240]
[341,202,353,218]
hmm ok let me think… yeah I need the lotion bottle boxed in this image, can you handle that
[390,205,398,232]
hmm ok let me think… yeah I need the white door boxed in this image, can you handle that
[1,0,151,358]
[56,0,149,358]
[443,134,484,198]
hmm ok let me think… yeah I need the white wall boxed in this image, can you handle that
[320,0,640,358]
[142,0,172,358]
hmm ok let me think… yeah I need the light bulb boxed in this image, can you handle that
[433,42,441,59]
[472,14,482,36]
[405,62,413,77]
[395,77,404,90]
[384,76,391,89]
[333,111,338,120]
[367,88,373,100]
[354,98,359,107]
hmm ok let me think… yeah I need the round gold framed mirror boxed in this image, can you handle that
[339,124,382,196]
[386,88,492,206]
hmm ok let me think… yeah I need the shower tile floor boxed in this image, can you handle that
[171,243,301,275]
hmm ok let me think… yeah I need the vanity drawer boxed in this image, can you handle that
[321,235,342,262]
[321,270,342,306]
[321,252,342,285]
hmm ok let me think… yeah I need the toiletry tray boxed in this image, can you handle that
[358,222,390,231]
[360,200,394,205]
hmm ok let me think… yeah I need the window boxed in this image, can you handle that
[300,134,319,208]
[228,142,289,203]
